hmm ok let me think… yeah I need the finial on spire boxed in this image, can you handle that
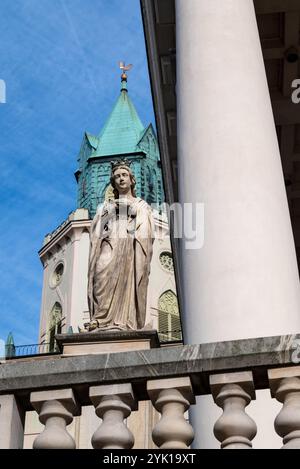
[119,61,133,92]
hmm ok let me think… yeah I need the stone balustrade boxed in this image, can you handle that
[0,333,300,449]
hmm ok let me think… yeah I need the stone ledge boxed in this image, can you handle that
[0,333,299,406]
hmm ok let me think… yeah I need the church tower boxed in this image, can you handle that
[75,73,163,217]
[38,72,179,349]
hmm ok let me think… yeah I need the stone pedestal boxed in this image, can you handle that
[56,330,160,356]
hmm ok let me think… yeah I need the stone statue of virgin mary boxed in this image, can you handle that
[86,160,154,331]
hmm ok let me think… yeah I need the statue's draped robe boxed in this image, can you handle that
[87,198,154,330]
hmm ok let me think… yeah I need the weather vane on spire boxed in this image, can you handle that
[119,61,133,81]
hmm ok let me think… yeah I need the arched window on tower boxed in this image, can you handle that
[158,290,182,342]
[47,302,62,352]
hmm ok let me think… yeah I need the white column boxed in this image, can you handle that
[176,0,300,344]
[175,0,300,449]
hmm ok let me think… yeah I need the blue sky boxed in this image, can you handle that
[0,0,155,345]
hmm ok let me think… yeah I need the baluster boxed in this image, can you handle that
[90,383,137,449]
[268,366,300,448]
[210,371,257,449]
[147,376,195,448]
[30,389,79,449]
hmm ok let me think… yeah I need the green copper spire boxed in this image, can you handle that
[6,331,14,346]
[5,332,15,358]
[75,67,164,217]
[91,73,144,157]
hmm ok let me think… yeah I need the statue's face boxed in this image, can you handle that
[113,167,132,194]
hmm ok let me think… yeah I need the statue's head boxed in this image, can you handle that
[110,160,136,198]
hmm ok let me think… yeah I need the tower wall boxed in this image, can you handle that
[39,209,90,343]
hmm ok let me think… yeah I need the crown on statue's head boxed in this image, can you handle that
[111,159,132,173]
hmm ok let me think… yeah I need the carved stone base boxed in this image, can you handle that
[55,330,160,356]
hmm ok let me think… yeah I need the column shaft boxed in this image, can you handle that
[176,0,300,344]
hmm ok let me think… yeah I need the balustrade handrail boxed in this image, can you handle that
[5,342,60,358]
[4,332,182,360]
[1,333,300,449]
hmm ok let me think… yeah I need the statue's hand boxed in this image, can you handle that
[101,202,117,225]
[105,201,117,216]
[128,204,137,217]
[115,198,130,209]
[115,198,137,217]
